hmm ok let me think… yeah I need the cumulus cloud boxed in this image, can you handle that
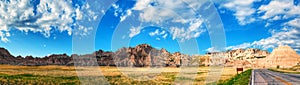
[206,14,300,52]
[112,4,132,22]
[221,0,300,25]
[169,18,205,41]
[217,0,300,52]
[148,29,168,40]
[258,0,300,20]
[0,0,96,42]
[149,29,160,36]
[149,29,166,36]
[221,0,258,25]
[120,9,132,22]
[207,26,300,52]
[223,26,300,52]
[127,0,207,41]
[129,26,142,38]
[286,18,300,28]
[170,26,205,42]
[132,0,198,24]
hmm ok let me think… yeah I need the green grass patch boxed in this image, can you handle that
[218,69,252,85]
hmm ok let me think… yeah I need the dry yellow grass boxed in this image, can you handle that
[269,66,300,74]
[0,65,242,84]
[0,65,77,76]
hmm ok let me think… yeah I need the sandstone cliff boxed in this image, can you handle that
[204,48,269,67]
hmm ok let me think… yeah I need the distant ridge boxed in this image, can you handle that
[1,44,299,68]
[0,44,190,67]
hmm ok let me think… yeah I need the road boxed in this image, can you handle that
[251,69,300,85]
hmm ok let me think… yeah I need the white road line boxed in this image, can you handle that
[251,69,254,85]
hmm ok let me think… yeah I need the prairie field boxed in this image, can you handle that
[0,65,244,85]
[268,66,300,74]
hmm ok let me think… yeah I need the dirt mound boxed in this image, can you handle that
[264,45,300,68]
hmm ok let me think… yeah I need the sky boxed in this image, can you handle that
[0,0,299,57]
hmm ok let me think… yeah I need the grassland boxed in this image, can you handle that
[268,66,300,74]
[0,65,244,85]
[218,69,252,85]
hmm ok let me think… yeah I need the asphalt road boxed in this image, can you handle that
[251,69,300,85]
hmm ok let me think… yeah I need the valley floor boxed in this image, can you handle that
[0,65,242,84]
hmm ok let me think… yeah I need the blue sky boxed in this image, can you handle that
[0,0,299,57]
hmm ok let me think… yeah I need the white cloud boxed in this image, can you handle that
[112,4,132,22]
[254,28,299,50]
[272,16,281,20]
[0,0,96,42]
[221,0,258,25]
[218,0,300,52]
[225,26,300,52]
[221,0,300,25]
[170,26,205,41]
[129,26,142,38]
[226,43,252,50]
[162,34,168,39]
[149,29,168,40]
[149,29,160,36]
[132,0,152,10]
[218,17,300,52]
[128,0,207,41]
[112,4,121,17]
[0,31,9,42]
[169,19,205,41]
[265,23,271,27]
[205,47,221,52]
[73,25,93,36]
[258,0,300,20]
[286,18,300,28]
[160,30,165,35]
[188,19,203,31]
[120,9,132,22]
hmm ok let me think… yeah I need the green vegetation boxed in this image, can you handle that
[218,69,252,85]
[254,56,266,59]
[236,56,244,60]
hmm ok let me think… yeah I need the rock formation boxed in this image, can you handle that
[263,45,300,68]
[205,48,269,67]
[0,44,190,67]
[1,44,298,68]
[225,48,269,60]
[0,48,16,65]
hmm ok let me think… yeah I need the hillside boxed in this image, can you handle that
[263,45,300,68]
